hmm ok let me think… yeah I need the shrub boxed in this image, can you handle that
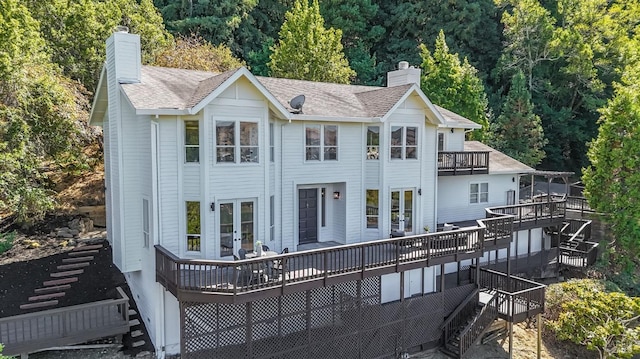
[0,232,16,254]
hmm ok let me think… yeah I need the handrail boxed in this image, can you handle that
[437,151,490,175]
[155,215,516,299]
[457,291,499,358]
[485,200,566,229]
[562,219,592,243]
[0,287,130,356]
[441,288,481,330]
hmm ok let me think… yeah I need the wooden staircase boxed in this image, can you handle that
[441,289,499,358]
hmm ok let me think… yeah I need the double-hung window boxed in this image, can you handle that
[437,133,445,152]
[186,201,201,252]
[366,126,380,160]
[142,198,150,248]
[390,126,417,160]
[184,121,199,163]
[470,183,489,204]
[366,189,379,228]
[305,125,338,161]
[216,120,259,163]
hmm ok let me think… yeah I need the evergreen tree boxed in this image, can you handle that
[320,0,385,85]
[419,30,489,139]
[488,70,546,167]
[268,0,355,84]
[583,63,640,270]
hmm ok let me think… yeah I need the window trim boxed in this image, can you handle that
[390,125,418,160]
[142,198,150,248]
[469,182,489,204]
[185,201,201,252]
[366,126,380,160]
[269,122,275,162]
[366,189,379,229]
[214,118,260,165]
[305,124,339,162]
[437,132,445,152]
[184,120,200,164]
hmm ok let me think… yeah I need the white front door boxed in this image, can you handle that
[391,189,414,234]
[219,199,256,258]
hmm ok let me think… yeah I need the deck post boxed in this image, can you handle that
[537,313,542,359]
[509,321,513,359]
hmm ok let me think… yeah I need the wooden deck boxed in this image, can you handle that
[157,215,515,304]
[486,200,566,230]
[0,287,130,357]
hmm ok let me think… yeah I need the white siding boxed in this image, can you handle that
[159,119,180,254]
[437,173,518,223]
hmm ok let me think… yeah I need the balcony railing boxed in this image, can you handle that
[156,216,514,304]
[437,151,490,176]
[565,195,593,214]
[486,200,565,230]
[471,268,545,323]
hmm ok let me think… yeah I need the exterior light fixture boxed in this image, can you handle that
[333,192,341,199]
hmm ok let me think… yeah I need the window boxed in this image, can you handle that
[216,120,259,163]
[366,189,379,228]
[142,198,150,248]
[366,126,380,160]
[305,125,338,161]
[437,133,444,152]
[270,195,275,242]
[269,123,275,162]
[186,201,201,251]
[184,121,199,163]
[390,126,417,160]
[470,183,489,204]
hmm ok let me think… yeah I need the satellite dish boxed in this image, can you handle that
[289,94,305,113]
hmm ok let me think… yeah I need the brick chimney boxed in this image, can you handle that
[105,26,141,84]
[387,61,421,87]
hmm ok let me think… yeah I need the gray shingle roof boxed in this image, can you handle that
[120,66,420,119]
[121,66,231,110]
[464,141,534,174]
[436,105,481,129]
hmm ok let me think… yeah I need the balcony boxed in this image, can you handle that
[155,216,513,304]
[437,151,490,176]
[486,200,566,231]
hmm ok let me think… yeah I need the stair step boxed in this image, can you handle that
[34,284,72,293]
[71,244,103,251]
[20,300,58,310]
[43,277,78,286]
[132,340,146,348]
[57,262,91,270]
[29,292,66,301]
[68,250,99,257]
[129,319,141,327]
[130,330,143,338]
[62,256,94,263]
[128,309,138,316]
[50,269,84,278]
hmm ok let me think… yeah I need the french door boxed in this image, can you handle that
[219,199,256,258]
[391,189,414,234]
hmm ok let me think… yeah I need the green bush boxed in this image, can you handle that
[0,232,16,254]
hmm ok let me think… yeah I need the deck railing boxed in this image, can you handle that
[565,195,593,214]
[559,241,599,268]
[457,291,498,358]
[0,287,130,357]
[486,200,565,230]
[470,268,545,323]
[562,219,592,241]
[156,217,513,303]
[437,151,490,176]
[442,289,480,346]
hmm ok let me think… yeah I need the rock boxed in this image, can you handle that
[69,229,80,236]
[68,218,81,231]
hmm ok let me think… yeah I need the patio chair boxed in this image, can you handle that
[238,248,267,284]
[271,247,289,278]
[262,244,270,252]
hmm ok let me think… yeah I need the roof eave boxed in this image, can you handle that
[289,114,381,123]
[380,84,446,125]
[190,67,291,120]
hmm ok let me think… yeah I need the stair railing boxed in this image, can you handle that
[441,288,480,346]
[457,291,499,358]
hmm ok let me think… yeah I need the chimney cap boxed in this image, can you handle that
[115,25,129,33]
[398,61,409,70]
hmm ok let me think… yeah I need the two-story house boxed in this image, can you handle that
[90,31,578,359]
